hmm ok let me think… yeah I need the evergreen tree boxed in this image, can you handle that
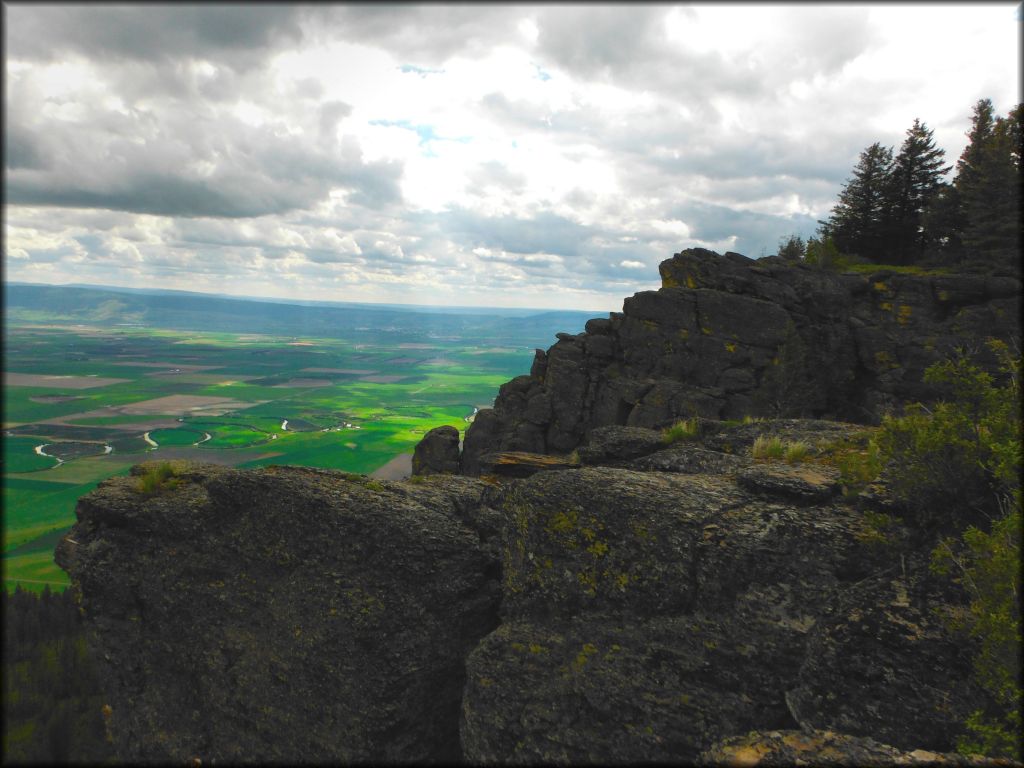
[822,142,894,260]
[885,119,952,264]
[958,102,1023,270]
[957,98,996,191]
[777,233,805,261]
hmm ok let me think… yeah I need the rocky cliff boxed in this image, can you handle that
[456,249,1020,474]
[59,426,1001,764]
[55,250,1020,765]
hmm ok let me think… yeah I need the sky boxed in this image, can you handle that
[3,3,1020,312]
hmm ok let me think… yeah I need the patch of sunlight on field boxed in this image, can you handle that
[14,456,135,485]
[3,480,99,551]
[3,540,72,593]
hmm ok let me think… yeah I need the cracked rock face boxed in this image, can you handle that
[56,463,500,765]
[458,465,924,764]
[456,249,1021,475]
[59,419,985,764]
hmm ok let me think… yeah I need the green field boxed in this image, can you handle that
[3,321,539,591]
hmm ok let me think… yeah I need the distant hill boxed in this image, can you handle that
[3,283,597,349]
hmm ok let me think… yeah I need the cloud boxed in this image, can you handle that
[4,4,1017,311]
[5,5,306,70]
[4,65,401,218]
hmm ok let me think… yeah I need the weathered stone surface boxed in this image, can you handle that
[699,729,1006,766]
[737,462,842,503]
[56,462,499,765]
[459,466,908,763]
[449,249,1020,474]
[411,424,460,475]
[576,425,667,464]
[788,573,985,752]
[61,243,1019,766]
[624,443,749,475]
[59,422,992,764]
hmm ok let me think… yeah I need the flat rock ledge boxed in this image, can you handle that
[699,729,1014,766]
[737,462,842,503]
[478,451,581,478]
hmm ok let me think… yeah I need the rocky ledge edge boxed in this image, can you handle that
[56,417,1005,765]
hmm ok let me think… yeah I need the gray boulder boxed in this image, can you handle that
[412,424,461,475]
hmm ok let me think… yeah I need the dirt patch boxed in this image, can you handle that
[398,343,438,350]
[29,395,83,404]
[4,372,132,389]
[358,375,407,384]
[115,395,266,416]
[273,378,334,388]
[301,368,377,375]
[109,362,222,370]
[370,453,412,481]
[148,374,259,385]
[383,357,421,365]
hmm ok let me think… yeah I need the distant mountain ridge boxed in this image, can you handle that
[11,281,580,317]
[4,282,595,349]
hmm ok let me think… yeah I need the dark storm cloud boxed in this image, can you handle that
[3,85,398,218]
[3,123,46,170]
[5,4,306,70]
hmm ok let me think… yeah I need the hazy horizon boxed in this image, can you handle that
[4,3,1019,311]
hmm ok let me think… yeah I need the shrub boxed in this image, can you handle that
[856,510,898,547]
[931,507,1021,760]
[833,439,883,497]
[875,339,1020,529]
[877,339,1021,759]
[136,462,181,496]
[662,418,700,445]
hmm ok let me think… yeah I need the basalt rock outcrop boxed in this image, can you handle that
[56,251,1017,764]
[57,463,501,764]
[457,249,1020,474]
[59,419,990,764]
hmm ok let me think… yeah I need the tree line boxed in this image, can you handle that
[3,585,116,764]
[777,98,1021,271]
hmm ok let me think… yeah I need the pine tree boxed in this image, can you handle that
[822,142,894,260]
[777,234,806,261]
[958,103,1023,270]
[885,119,952,264]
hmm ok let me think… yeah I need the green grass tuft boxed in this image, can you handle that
[784,441,810,463]
[751,435,786,460]
[662,417,701,445]
[136,462,181,496]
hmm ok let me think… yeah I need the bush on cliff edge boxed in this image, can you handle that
[876,339,1021,760]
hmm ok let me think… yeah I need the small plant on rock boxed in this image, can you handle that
[751,435,786,460]
[136,462,181,496]
[784,441,810,463]
[662,417,701,445]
